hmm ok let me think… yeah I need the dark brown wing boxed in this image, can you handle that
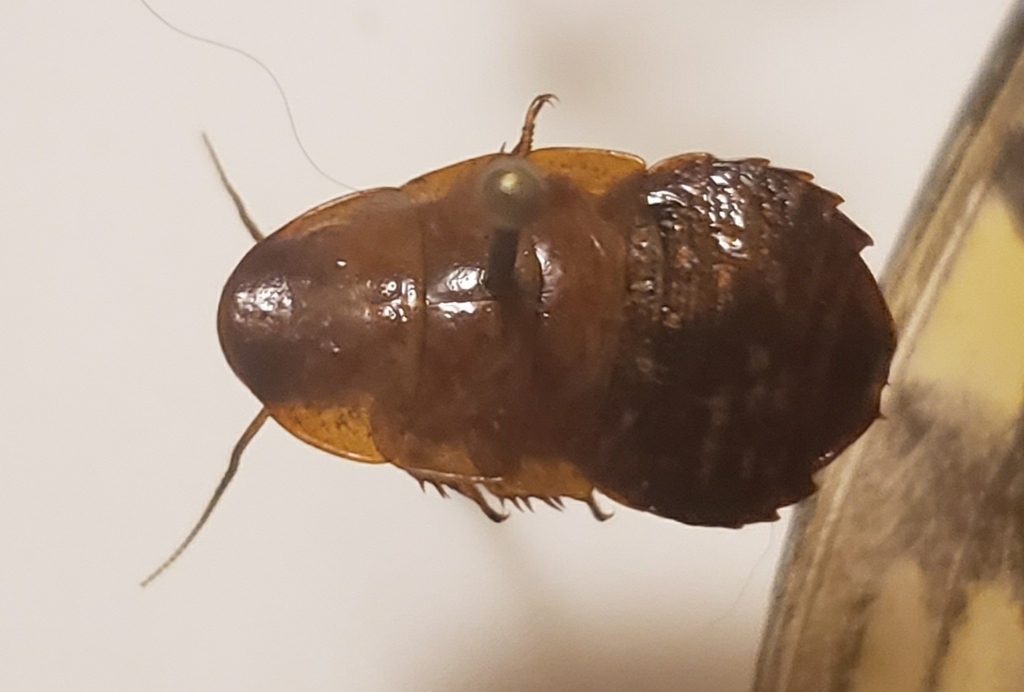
[588,155,896,527]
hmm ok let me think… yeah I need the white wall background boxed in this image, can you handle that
[0,1,1016,690]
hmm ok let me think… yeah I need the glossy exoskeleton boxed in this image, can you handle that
[144,95,896,584]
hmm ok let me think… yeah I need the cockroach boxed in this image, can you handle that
[143,95,896,584]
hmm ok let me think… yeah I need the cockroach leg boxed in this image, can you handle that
[141,408,270,586]
[540,496,565,511]
[469,486,510,522]
[202,133,265,242]
[510,93,557,156]
[405,468,509,522]
[584,493,613,522]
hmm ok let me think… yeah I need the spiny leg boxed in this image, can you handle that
[457,482,509,523]
[140,408,270,586]
[510,94,558,156]
[202,133,264,242]
[416,477,449,499]
[405,468,509,522]
[540,496,565,511]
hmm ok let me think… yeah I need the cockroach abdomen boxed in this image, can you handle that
[587,154,896,527]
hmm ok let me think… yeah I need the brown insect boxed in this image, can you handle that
[143,95,896,584]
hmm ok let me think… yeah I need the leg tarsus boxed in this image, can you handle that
[585,494,613,522]
[463,483,508,522]
[511,94,558,156]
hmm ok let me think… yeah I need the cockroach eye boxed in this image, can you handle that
[477,156,548,231]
